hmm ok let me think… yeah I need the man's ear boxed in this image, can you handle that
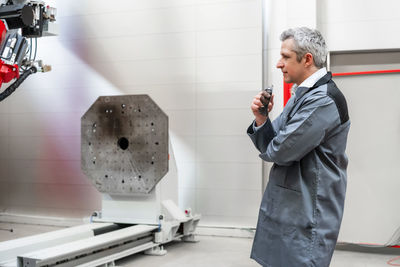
[304,53,314,67]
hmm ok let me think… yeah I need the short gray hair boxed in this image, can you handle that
[280,27,328,68]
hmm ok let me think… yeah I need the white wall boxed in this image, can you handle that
[0,0,263,228]
[318,0,400,51]
[332,73,400,245]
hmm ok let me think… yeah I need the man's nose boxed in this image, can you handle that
[276,60,283,69]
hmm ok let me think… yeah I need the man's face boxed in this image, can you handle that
[276,38,307,85]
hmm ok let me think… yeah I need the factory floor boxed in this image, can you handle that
[0,222,399,267]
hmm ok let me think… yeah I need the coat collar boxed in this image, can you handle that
[294,71,332,102]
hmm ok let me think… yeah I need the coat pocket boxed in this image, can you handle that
[272,184,314,232]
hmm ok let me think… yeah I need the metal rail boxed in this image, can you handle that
[17,225,158,267]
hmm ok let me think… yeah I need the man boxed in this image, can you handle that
[247,27,350,267]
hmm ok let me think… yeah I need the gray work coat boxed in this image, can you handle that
[247,73,350,267]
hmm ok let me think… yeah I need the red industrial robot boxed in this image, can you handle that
[0,1,56,101]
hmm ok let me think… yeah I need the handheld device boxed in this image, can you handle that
[258,85,273,116]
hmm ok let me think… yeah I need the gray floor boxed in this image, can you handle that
[0,222,399,267]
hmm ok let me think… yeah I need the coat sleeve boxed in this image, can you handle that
[247,118,276,154]
[247,109,287,154]
[258,95,340,166]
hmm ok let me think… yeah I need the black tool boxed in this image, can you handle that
[258,85,273,116]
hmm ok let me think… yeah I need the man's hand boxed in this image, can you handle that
[251,91,274,126]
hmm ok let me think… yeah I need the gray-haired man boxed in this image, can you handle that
[247,27,350,266]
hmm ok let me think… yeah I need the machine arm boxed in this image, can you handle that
[0,0,56,101]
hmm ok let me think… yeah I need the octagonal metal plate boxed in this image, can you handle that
[81,95,168,195]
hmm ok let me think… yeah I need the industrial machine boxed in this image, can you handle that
[0,0,56,101]
[0,95,200,267]
[81,94,200,242]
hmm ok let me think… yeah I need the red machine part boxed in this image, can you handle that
[0,63,20,86]
[0,19,6,44]
[0,20,20,87]
[283,82,293,106]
